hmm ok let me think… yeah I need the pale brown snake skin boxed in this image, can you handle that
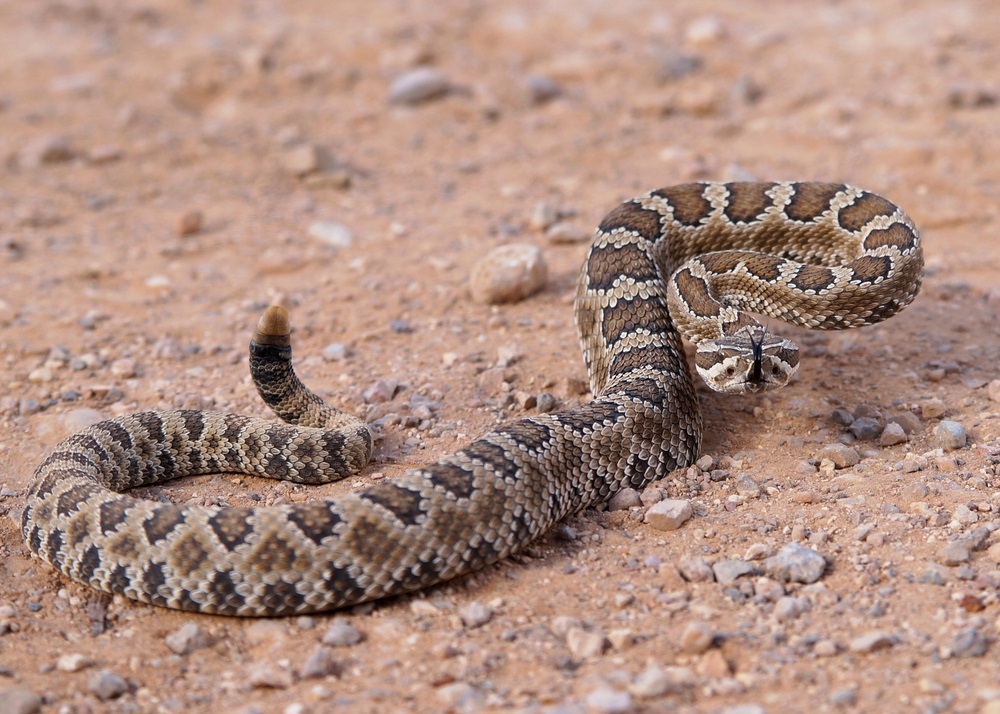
[21,182,923,615]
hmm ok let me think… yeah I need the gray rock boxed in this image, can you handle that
[299,645,339,679]
[436,681,485,711]
[88,669,130,700]
[849,416,883,440]
[878,422,907,446]
[950,628,989,657]
[566,627,608,660]
[887,411,922,434]
[585,687,634,713]
[937,540,971,566]
[764,542,827,584]
[535,392,558,412]
[247,662,294,689]
[735,473,761,498]
[165,622,208,655]
[458,601,493,628]
[608,488,641,511]
[773,595,811,622]
[678,556,715,582]
[322,343,348,361]
[933,420,967,450]
[524,74,563,104]
[644,498,693,531]
[848,630,897,653]
[321,621,363,647]
[629,665,695,698]
[468,243,548,304]
[712,559,754,585]
[0,688,42,714]
[389,67,450,104]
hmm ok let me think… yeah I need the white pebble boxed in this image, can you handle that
[932,421,967,451]
[458,601,494,628]
[644,498,693,531]
[468,243,548,304]
[764,542,827,584]
[566,626,608,660]
[321,621,363,647]
[56,653,93,672]
[389,67,450,104]
[308,220,354,248]
[585,687,634,714]
[164,622,208,655]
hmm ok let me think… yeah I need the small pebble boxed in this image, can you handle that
[887,411,922,434]
[176,210,204,236]
[830,688,858,707]
[585,687,634,714]
[458,601,494,628]
[764,543,826,584]
[608,488,641,511]
[629,665,695,698]
[878,422,907,446]
[535,392,558,412]
[678,556,715,582]
[950,628,989,658]
[389,67,450,104]
[247,662,294,689]
[679,621,714,654]
[735,473,761,498]
[362,379,399,404]
[987,379,1000,403]
[299,645,339,679]
[922,398,946,419]
[165,622,208,655]
[281,143,321,176]
[712,559,754,585]
[817,443,859,469]
[937,541,971,566]
[88,670,130,700]
[644,499,693,531]
[308,220,354,248]
[436,682,484,710]
[773,596,811,622]
[566,627,608,660]
[322,343,347,361]
[56,653,93,672]
[848,631,897,653]
[468,243,548,304]
[524,74,562,104]
[932,421,967,451]
[321,621,363,647]
[849,417,882,441]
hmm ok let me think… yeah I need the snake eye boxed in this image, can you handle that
[724,365,737,377]
[772,365,782,377]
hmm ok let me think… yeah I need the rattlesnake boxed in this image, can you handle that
[21,182,922,616]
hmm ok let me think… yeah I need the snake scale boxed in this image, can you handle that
[21,182,922,615]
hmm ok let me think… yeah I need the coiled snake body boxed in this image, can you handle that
[21,182,922,615]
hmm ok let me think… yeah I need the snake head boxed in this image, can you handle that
[694,328,800,394]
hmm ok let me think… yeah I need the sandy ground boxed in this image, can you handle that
[2,1,1000,712]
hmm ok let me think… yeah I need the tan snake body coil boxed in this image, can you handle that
[21,182,922,615]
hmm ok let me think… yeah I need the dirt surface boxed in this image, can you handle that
[3,1,1000,712]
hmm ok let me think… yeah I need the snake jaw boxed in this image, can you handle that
[694,331,800,394]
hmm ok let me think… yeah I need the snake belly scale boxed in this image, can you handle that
[21,182,922,615]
